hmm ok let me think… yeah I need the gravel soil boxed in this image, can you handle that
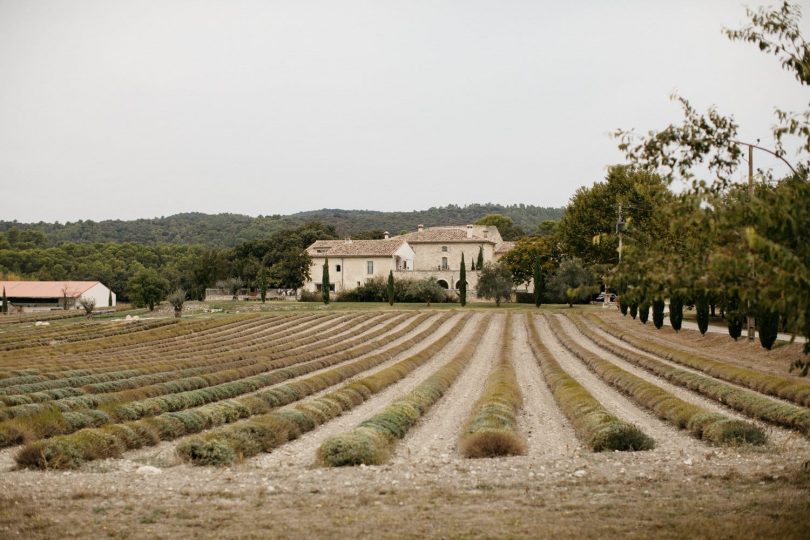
[1,309,809,539]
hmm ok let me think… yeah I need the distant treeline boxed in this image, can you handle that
[0,204,564,247]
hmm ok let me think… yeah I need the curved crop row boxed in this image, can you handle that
[0,312,388,414]
[587,312,810,408]
[13,313,454,468]
[0,313,323,373]
[568,314,810,436]
[523,314,653,451]
[457,314,526,458]
[0,312,381,401]
[0,315,262,369]
[0,317,177,352]
[173,313,473,467]
[546,315,766,446]
[318,316,490,467]
[0,313,427,444]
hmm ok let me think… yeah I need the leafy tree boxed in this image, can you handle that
[533,256,543,308]
[477,246,484,270]
[79,297,95,316]
[557,166,672,266]
[128,268,169,311]
[406,277,447,306]
[536,220,559,237]
[322,257,330,305]
[474,214,525,240]
[387,270,395,306]
[548,259,596,307]
[167,288,186,318]
[216,277,244,300]
[459,254,467,307]
[476,263,512,306]
[500,236,555,288]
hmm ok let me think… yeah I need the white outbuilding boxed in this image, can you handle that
[0,281,116,312]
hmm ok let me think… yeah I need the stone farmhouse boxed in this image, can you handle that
[304,224,515,299]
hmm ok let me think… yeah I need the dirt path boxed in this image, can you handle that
[391,314,503,462]
[250,312,482,469]
[534,315,705,454]
[511,317,579,458]
[557,315,810,453]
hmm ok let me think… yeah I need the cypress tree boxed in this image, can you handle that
[322,257,330,305]
[756,309,779,350]
[725,292,743,340]
[620,300,628,316]
[108,289,113,307]
[459,254,467,307]
[639,301,650,324]
[477,246,484,269]
[696,291,709,335]
[669,295,684,332]
[533,256,543,308]
[1,287,6,314]
[629,303,638,319]
[387,270,395,306]
[652,299,665,329]
[471,260,475,271]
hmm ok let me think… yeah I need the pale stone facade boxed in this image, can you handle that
[303,225,515,299]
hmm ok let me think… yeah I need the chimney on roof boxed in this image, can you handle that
[417,224,424,232]
[384,231,390,239]
[466,224,473,238]
[483,228,489,239]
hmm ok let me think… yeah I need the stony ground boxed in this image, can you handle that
[1,308,809,539]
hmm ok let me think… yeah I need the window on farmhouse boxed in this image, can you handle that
[367,261,374,274]
[441,246,447,252]
[336,264,341,272]
[441,257,448,270]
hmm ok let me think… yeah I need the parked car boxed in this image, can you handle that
[591,292,617,304]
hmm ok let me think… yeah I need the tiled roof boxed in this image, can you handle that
[0,281,99,298]
[307,238,408,257]
[495,241,515,254]
[400,227,496,244]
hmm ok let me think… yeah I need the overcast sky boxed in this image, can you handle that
[1,1,807,223]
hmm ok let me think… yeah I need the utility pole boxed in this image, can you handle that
[747,144,756,341]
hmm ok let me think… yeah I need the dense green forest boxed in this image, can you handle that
[0,204,564,247]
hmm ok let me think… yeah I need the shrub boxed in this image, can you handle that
[756,309,780,350]
[639,301,650,324]
[695,292,710,335]
[669,295,684,331]
[652,299,665,329]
